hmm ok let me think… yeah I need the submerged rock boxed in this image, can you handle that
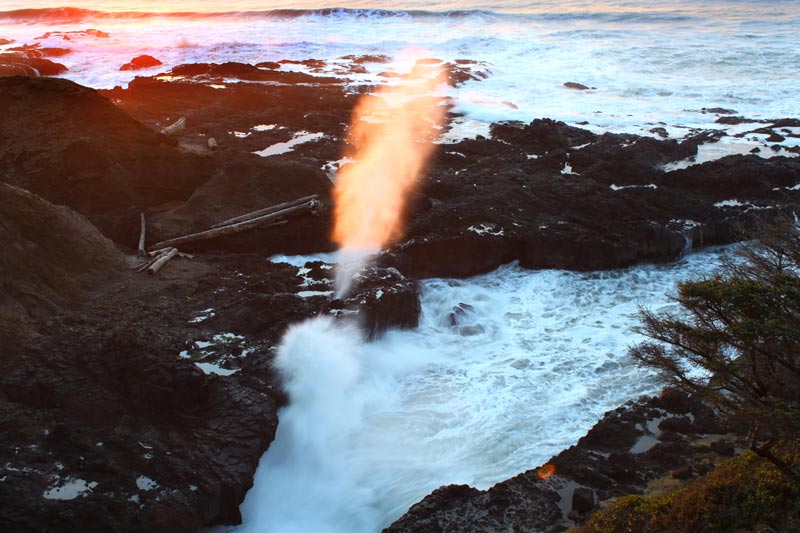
[0,54,68,76]
[564,81,596,90]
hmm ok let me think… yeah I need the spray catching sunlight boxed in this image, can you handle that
[332,58,446,296]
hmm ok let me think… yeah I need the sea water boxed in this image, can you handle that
[232,246,736,532]
[2,1,799,138]
[4,1,797,530]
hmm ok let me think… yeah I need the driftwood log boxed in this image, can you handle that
[149,198,318,251]
[135,247,170,272]
[137,212,146,255]
[147,247,179,275]
[148,248,194,259]
[161,116,186,136]
[133,246,190,274]
[211,194,318,228]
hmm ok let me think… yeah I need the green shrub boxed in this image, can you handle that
[577,446,800,532]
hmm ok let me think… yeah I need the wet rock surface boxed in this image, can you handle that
[397,119,800,278]
[120,54,163,71]
[384,389,745,533]
[0,60,798,531]
[99,66,800,279]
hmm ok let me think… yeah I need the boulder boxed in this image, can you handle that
[0,183,126,353]
[120,54,163,71]
[8,43,72,58]
[572,487,595,514]
[0,76,215,218]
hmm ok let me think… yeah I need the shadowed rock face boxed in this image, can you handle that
[0,76,215,215]
[143,152,335,256]
[0,182,126,355]
[0,199,416,531]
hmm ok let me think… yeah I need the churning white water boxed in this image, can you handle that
[3,1,799,138]
[231,246,735,533]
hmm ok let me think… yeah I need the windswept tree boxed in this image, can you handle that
[631,218,800,479]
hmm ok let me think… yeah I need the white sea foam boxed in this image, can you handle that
[2,1,798,146]
[230,245,737,533]
[253,131,325,157]
[43,478,97,500]
[268,252,336,266]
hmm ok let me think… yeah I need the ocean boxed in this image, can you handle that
[4,1,797,531]
[2,0,799,138]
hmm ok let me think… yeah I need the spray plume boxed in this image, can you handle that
[333,59,446,296]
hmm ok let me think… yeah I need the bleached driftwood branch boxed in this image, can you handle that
[148,248,194,259]
[147,247,179,275]
[161,116,186,136]
[211,194,319,228]
[148,198,317,251]
[138,212,147,256]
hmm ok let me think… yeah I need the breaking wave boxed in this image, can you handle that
[0,5,703,24]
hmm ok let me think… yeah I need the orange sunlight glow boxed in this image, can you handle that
[332,59,446,296]
[536,463,557,479]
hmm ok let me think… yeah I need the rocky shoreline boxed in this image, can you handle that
[384,389,744,533]
[1,56,799,531]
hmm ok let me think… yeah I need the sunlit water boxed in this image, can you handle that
[2,1,799,136]
[230,247,735,533]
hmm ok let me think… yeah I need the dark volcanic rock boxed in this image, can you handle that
[8,43,72,58]
[35,29,110,40]
[0,53,68,76]
[120,54,163,71]
[331,263,421,338]
[384,481,562,533]
[0,183,126,355]
[572,487,595,514]
[0,226,424,531]
[0,329,279,531]
[169,61,341,84]
[0,76,215,217]
[564,81,595,90]
[661,154,800,199]
[392,118,800,278]
[0,185,285,531]
[490,118,597,155]
[145,153,333,255]
[264,257,422,339]
[386,390,744,533]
